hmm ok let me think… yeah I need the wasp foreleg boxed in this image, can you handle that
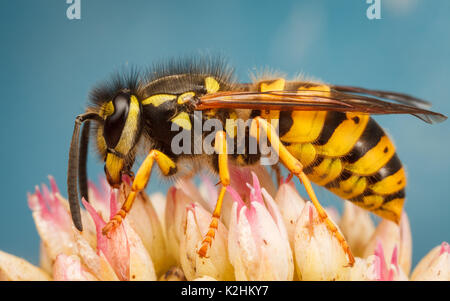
[102,149,176,236]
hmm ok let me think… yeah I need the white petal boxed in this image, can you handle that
[149,192,168,237]
[74,231,118,281]
[228,200,294,281]
[398,213,412,275]
[125,221,157,281]
[294,202,351,280]
[363,212,411,275]
[32,210,77,262]
[0,250,51,281]
[411,243,450,281]
[126,190,172,277]
[179,203,234,280]
[348,256,377,281]
[252,201,294,280]
[39,242,52,275]
[53,254,97,281]
[274,182,306,247]
[339,201,375,257]
[165,187,194,265]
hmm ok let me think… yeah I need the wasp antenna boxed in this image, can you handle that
[68,112,102,231]
[78,120,90,203]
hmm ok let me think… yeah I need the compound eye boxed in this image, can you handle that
[104,92,130,148]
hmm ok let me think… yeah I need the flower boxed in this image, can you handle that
[0,169,448,281]
[294,201,352,280]
[411,242,450,281]
[179,201,234,280]
[362,212,412,275]
[227,172,294,280]
[339,201,375,258]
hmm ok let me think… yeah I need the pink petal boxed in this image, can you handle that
[229,165,253,199]
[48,175,60,194]
[391,245,399,268]
[374,240,403,281]
[226,186,245,220]
[41,184,52,208]
[387,246,400,281]
[27,192,37,211]
[41,183,68,228]
[374,239,389,281]
[82,197,130,281]
[439,242,450,255]
[250,172,263,204]
[34,186,50,220]
[244,172,265,225]
[109,190,119,219]
[122,174,132,186]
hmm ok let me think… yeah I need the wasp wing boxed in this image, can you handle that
[331,85,432,109]
[196,88,447,124]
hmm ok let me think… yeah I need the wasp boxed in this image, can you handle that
[68,58,446,265]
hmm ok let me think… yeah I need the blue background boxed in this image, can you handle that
[0,0,448,267]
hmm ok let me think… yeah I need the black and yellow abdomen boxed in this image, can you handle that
[255,79,406,223]
[279,110,406,223]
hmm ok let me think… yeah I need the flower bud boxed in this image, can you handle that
[274,181,306,248]
[294,202,351,280]
[339,201,375,257]
[411,242,450,281]
[228,173,294,280]
[363,212,412,275]
[179,203,234,280]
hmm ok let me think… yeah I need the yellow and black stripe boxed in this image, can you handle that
[253,80,406,223]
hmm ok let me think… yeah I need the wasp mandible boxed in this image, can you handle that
[68,58,446,265]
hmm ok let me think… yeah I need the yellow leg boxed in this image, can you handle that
[102,149,176,236]
[251,117,355,266]
[198,131,230,258]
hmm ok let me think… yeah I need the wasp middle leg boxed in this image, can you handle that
[250,116,355,266]
[102,149,177,236]
[198,130,230,258]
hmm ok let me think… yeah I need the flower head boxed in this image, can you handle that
[0,169,448,281]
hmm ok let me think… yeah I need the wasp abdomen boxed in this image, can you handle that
[249,79,406,223]
[277,110,406,223]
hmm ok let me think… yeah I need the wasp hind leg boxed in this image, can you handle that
[198,131,229,258]
[102,150,177,236]
[250,117,355,266]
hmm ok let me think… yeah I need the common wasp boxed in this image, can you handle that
[68,57,446,265]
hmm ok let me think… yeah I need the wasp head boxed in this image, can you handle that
[98,90,143,187]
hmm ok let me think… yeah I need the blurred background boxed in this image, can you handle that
[0,0,449,267]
